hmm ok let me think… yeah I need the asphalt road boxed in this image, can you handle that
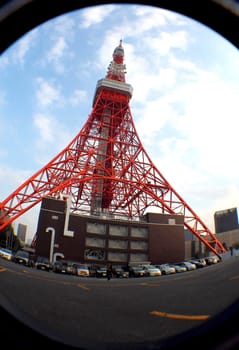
[1,257,239,349]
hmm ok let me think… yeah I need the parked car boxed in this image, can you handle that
[53,260,74,274]
[112,266,129,278]
[35,256,52,271]
[53,260,64,273]
[87,265,98,277]
[142,265,162,277]
[205,255,220,265]
[65,261,79,275]
[198,258,207,266]
[95,267,107,278]
[0,247,13,261]
[172,264,187,273]
[124,266,146,277]
[77,264,90,277]
[177,261,196,271]
[156,264,176,275]
[190,258,207,268]
[12,250,34,267]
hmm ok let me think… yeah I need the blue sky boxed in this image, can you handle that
[0,4,239,241]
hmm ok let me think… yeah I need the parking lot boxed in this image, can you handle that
[0,246,222,280]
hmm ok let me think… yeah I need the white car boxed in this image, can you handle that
[77,264,90,277]
[156,264,176,275]
[190,258,207,268]
[178,261,196,271]
[205,255,220,265]
[142,265,162,277]
[0,247,13,261]
[173,264,187,273]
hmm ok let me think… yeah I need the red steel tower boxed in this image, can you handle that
[0,40,226,256]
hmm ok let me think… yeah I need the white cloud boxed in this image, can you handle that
[37,15,76,73]
[167,69,239,175]
[79,5,116,28]
[70,89,87,105]
[134,5,187,26]
[0,166,33,198]
[150,30,189,56]
[53,15,76,37]
[32,112,74,166]
[46,36,68,72]
[135,97,174,141]
[133,6,167,31]
[12,29,38,65]
[0,54,9,69]
[33,113,53,142]
[169,54,196,71]
[137,67,239,181]
[35,77,63,107]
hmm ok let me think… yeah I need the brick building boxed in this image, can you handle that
[35,197,185,265]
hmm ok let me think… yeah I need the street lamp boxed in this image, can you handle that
[46,227,55,263]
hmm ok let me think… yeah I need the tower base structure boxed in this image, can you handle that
[35,197,185,265]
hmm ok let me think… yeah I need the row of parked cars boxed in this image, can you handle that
[0,246,221,278]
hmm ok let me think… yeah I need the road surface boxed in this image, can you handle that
[1,257,239,349]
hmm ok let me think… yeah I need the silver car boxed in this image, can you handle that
[178,261,196,271]
[156,264,176,275]
[172,264,187,273]
[0,247,13,261]
[205,255,220,265]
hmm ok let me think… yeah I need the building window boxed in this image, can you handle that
[168,218,176,225]
[108,252,127,262]
[130,227,148,238]
[86,222,106,235]
[130,253,148,262]
[109,224,128,236]
[108,239,128,249]
[130,241,148,250]
[52,215,58,220]
[85,237,105,248]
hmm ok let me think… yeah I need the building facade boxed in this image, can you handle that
[216,229,239,250]
[214,207,238,233]
[35,197,185,265]
[17,223,27,243]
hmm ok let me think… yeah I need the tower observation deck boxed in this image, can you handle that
[0,40,226,257]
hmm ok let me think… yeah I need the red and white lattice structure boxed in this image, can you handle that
[0,40,226,256]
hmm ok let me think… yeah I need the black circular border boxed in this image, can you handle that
[0,0,239,54]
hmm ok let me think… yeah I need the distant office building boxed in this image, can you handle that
[214,208,238,233]
[17,223,27,242]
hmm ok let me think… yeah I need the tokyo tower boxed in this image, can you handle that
[0,40,226,256]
